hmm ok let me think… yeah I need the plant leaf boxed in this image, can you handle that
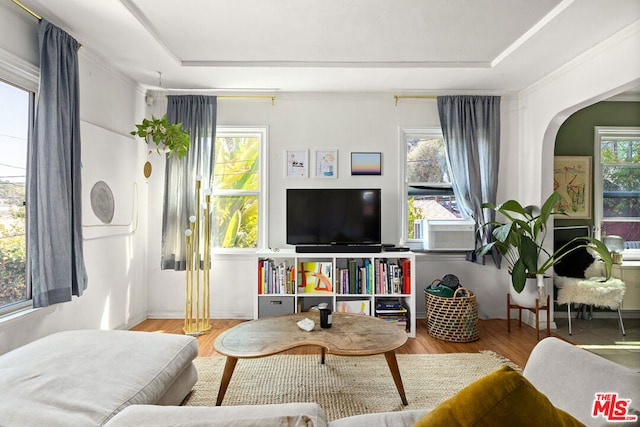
[511,259,527,293]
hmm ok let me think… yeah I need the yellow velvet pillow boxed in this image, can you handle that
[413,366,584,427]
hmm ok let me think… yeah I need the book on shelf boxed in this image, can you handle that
[376,297,403,309]
[375,296,408,330]
[258,259,295,295]
[337,258,373,295]
[374,258,411,294]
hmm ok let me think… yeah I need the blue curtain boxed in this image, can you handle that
[437,95,501,266]
[161,95,217,270]
[28,20,87,307]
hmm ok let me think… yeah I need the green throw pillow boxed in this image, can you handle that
[413,366,584,427]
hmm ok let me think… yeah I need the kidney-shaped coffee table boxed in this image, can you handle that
[213,311,408,406]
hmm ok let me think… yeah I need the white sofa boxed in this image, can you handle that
[105,337,639,427]
[0,330,198,426]
[2,332,637,427]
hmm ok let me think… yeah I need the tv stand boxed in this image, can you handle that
[295,245,382,253]
[255,248,416,337]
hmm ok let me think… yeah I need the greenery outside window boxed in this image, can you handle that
[0,79,34,315]
[594,126,640,259]
[212,126,267,250]
[400,127,461,245]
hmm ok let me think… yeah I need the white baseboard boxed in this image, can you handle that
[145,310,253,320]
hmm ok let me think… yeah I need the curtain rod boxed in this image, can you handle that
[394,95,436,106]
[12,0,41,20]
[164,94,276,106]
[219,95,275,106]
[12,0,83,48]
[394,95,503,106]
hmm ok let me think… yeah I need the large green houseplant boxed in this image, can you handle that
[477,191,612,294]
[131,114,190,159]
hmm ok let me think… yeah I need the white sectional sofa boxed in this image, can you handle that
[0,330,198,426]
[2,332,637,427]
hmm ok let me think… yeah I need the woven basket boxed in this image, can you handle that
[424,287,479,342]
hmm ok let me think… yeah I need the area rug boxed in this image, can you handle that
[183,352,519,420]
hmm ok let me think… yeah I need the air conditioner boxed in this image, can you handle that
[420,219,476,251]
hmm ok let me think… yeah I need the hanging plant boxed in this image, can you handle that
[131,114,190,159]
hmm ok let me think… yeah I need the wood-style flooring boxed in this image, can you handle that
[130,317,543,368]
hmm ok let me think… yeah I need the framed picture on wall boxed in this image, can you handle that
[554,155,592,219]
[286,149,309,178]
[315,149,338,178]
[351,152,382,175]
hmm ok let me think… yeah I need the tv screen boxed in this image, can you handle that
[286,188,381,246]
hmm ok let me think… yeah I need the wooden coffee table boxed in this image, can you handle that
[213,311,408,406]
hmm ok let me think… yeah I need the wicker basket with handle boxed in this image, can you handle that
[424,286,479,342]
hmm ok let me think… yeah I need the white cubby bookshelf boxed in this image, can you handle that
[255,248,416,338]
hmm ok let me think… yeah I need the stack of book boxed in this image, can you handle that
[257,259,295,294]
[374,258,411,294]
[375,298,408,331]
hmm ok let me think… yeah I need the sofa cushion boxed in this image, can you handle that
[328,409,430,427]
[0,330,198,427]
[104,403,327,427]
[413,366,584,427]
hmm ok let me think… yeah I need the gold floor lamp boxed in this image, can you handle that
[183,179,212,335]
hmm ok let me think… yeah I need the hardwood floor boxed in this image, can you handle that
[130,317,541,368]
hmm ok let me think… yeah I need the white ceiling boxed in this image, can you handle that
[14,0,640,93]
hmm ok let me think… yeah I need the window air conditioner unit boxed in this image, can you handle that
[421,219,476,251]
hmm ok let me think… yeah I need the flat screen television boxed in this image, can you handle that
[287,188,382,252]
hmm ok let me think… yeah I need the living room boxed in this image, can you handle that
[0,2,639,424]
[2,0,639,347]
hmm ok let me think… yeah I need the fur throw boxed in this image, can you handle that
[556,277,625,309]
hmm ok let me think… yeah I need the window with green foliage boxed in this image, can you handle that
[211,127,265,249]
[0,79,33,313]
[401,127,460,243]
[594,127,640,256]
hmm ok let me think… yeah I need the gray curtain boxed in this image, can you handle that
[437,95,501,265]
[161,95,217,270]
[28,19,87,307]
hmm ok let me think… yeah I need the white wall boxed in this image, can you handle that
[0,5,149,353]
[145,93,516,321]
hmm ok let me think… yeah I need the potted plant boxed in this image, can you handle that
[131,114,190,159]
[477,191,612,306]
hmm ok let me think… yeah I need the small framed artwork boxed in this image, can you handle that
[286,149,308,178]
[554,155,592,219]
[315,149,338,179]
[351,152,382,175]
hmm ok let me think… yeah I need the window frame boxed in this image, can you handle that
[0,49,38,316]
[211,125,268,253]
[399,126,459,246]
[593,126,640,260]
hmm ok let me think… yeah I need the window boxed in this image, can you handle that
[400,127,460,244]
[594,127,640,259]
[211,126,267,250]
[0,79,33,315]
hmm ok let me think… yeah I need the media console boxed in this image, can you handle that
[295,245,382,253]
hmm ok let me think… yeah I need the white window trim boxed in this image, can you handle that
[398,126,446,245]
[212,125,268,253]
[0,48,37,315]
[0,48,38,92]
[594,126,640,260]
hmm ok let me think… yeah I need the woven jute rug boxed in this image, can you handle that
[183,352,519,420]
